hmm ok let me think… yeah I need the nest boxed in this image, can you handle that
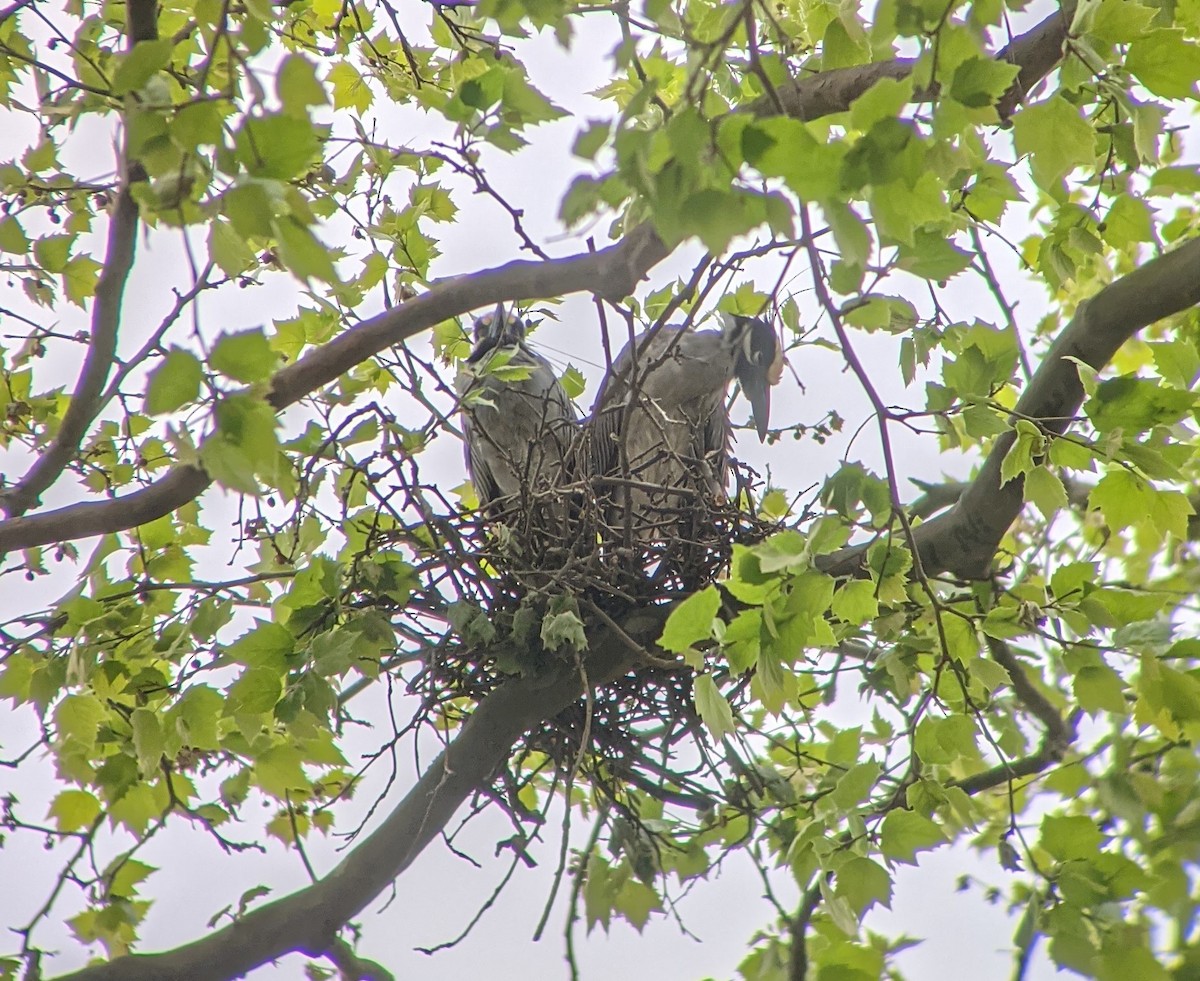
[349,447,781,801]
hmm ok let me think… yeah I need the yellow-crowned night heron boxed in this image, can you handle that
[456,304,579,529]
[588,313,783,578]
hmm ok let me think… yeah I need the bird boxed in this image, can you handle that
[587,312,784,578]
[455,303,580,533]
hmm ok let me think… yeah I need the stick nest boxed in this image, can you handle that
[355,453,781,787]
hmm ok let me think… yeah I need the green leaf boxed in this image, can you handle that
[879,809,947,864]
[755,530,809,573]
[831,579,879,625]
[850,76,916,131]
[223,181,276,239]
[211,329,277,383]
[34,233,74,273]
[1089,468,1151,532]
[949,57,1019,109]
[1126,31,1200,100]
[1000,419,1045,486]
[1150,340,1200,389]
[226,666,283,714]
[1012,96,1097,190]
[175,685,224,750]
[62,254,102,307]
[1084,0,1155,42]
[1074,664,1127,714]
[55,694,107,749]
[560,365,586,400]
[48,789,101,833]
[832,760,881,810]
[273,216,338,283]
[540,608,588,654]
[131,707,165,778]
[109,782,163,835]
[251,745,309,798]
[113,38,175,96]
[693,673,735,738]
[234,114,320,181]
[1024,465,1069,519]
[199,437,260,494]
[573,121,610,159]
[659,586,720,653]
[1086,375,1195,432]
[108,858,156,900]
[0,216,29,254]
[277,54,327,116]
[174,101,225,149]
[208,219,257,278]
[145,348,203,415]
[328,61,372,113]
[614,878,661,932]
[1147,489,1192,541]
[1040,814,1103,861]
[835,856,894,914]
[748,118,846,201]
[898,229,972,281]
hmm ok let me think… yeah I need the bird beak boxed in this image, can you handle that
[467,303,511,364]
[743,371,772,441]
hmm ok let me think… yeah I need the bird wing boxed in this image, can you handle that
[459,411,503,509]
[698,395,731,493]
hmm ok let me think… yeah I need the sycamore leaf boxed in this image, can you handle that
[659,586,720,653]
[693,674,735,738]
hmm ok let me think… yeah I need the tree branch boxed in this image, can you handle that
[823,236,1200,581]
[755,3,1070,122]
[0,0,158,518]
[0,188,139,518]
[52,609,668,981]
[0,7,1072,553]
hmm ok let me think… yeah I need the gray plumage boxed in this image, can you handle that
[589,313,783,551]
[455,304,579,520]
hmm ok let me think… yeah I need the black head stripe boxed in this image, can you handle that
[750,317,777,367]
[728,315,776,370]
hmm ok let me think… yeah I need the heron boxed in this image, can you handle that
[588,312,784,576]
[455,304,580,532]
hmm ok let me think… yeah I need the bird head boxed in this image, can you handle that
[467,303,527,363]
[722,313,784,441]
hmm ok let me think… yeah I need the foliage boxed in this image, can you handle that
[0,0,1198,979]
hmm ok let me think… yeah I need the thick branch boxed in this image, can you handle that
[0,0,156,518]
[54,610,668,981]
[0,9,1071,553]
[823,236,1200,580]
[756,3,1070,121]
[0,189,139,518]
